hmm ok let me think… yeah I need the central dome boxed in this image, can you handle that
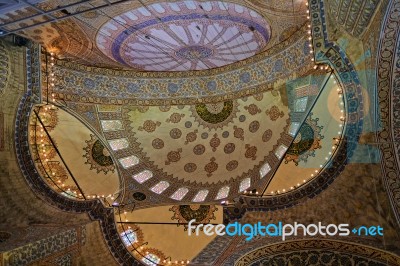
[96,1,271,71]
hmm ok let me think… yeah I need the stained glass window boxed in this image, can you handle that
[132,170,153,184]
[215,186,230,200]
[101,120,123,131]
[239,178,251,192]
[192,190,209,202]
[120,229,137,246]
[108,138,129,151]
[119,155,139,169]
[275,144,288,159]
[170,187,189,200]
[259,162,271,178]
[294,97,308,112]
[150,181,170,194]
[142,254,160,266]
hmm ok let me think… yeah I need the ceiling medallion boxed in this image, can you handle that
[190,100,239,130]
[83,134,115,174]
[169,205,218,231]
[175,45,214,60]
[95,1,271,71]
[285,115,323,165]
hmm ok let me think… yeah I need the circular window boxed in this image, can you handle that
[132,192,147,201]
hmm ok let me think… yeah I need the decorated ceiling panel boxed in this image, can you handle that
[96,1,270,71]
[234,240,400,266]
[125,92,287,185]
[70,87,293,206]
[29,107,121,200]
[326,0,381,38]
[50,28,312,104]
[11,0,400,265]
[50,70,327,208]
[117,204,223,264]
[265,73,347,195]
[0,0,307,70]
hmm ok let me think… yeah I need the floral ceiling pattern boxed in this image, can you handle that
[170,204,218,231]
[125,92,288,185]
[0,0,307,70]
[7,0,398,264]
[51,28,312,104]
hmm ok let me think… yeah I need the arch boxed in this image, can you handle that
[235,239,400,265]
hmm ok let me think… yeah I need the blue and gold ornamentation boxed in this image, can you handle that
[285,116,323,165]
[170,204,218,232]
[191,100,238,130]
[83,134,115,174]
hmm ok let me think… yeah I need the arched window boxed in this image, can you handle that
[150,181,170,194]
[239,178,251,192]
[108,138,129,151]
[132,170,153,184]
[120,229,137,247]
[142,253,160,266]
[192,189,209,202]
[119,155,140,169]
[259,162,271,178]
[170,187,189,200]
[215,186,230,200]
[100,120,123,131]
[274,144,288,159]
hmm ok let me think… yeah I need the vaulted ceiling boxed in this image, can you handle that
[2,0,399,265]
[0,0,307,70]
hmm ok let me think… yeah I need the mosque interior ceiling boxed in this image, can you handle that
[0,0,399,265]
